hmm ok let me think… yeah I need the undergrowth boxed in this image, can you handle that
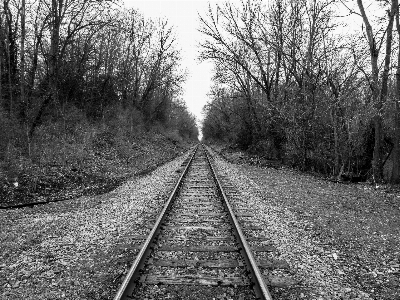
[0,108,194,207]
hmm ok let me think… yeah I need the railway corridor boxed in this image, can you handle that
[2,144,396,300]
[115,146,274,300]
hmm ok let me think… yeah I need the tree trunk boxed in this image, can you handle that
[20,0,29,154]
[392,98,400,183]
[372,115,383,181]
[20,0,25,117]
[357,0,380,180]
[357,0,395,182]
[302,126,307,170]
[378,0,396,182]
[3,0,18,115]
[332,107,340,176]
[0,12,2,108]
[272,0,284,102]
[6,31,13,115]
[29,0,62,138]
[391,0,400,183]
[49,0,61,105]
[28,29,40,97]
[28,2,44,99]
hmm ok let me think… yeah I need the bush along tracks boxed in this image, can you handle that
[0,134,193,209]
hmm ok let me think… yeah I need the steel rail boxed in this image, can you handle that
[204,146,274,300]
[114,145,198,300]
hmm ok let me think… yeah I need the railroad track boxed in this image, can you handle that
[114,144,275,300]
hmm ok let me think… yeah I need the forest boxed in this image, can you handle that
[200,0,400,183]
[0,0,198,204]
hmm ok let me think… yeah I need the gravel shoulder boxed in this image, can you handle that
[209,146,400,300]
[0,148,193,300]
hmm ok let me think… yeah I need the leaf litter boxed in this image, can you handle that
[210,147,400,300]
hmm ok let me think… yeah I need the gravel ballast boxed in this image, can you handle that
[209,148,400,300]
[2,144,399,300]
[0,149,192,300]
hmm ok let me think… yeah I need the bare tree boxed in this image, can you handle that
[2,0,19,115]
[391,0,400,183]
[0,8,3,108]
[356,0,397,182]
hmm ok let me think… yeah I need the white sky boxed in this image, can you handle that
[123,0,223,123]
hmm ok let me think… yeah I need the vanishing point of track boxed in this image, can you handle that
[114,144,274,300]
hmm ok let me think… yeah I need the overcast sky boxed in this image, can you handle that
[123,0,223,123]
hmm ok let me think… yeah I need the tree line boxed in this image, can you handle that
[200,0,400,183]
[0,0,198,161]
